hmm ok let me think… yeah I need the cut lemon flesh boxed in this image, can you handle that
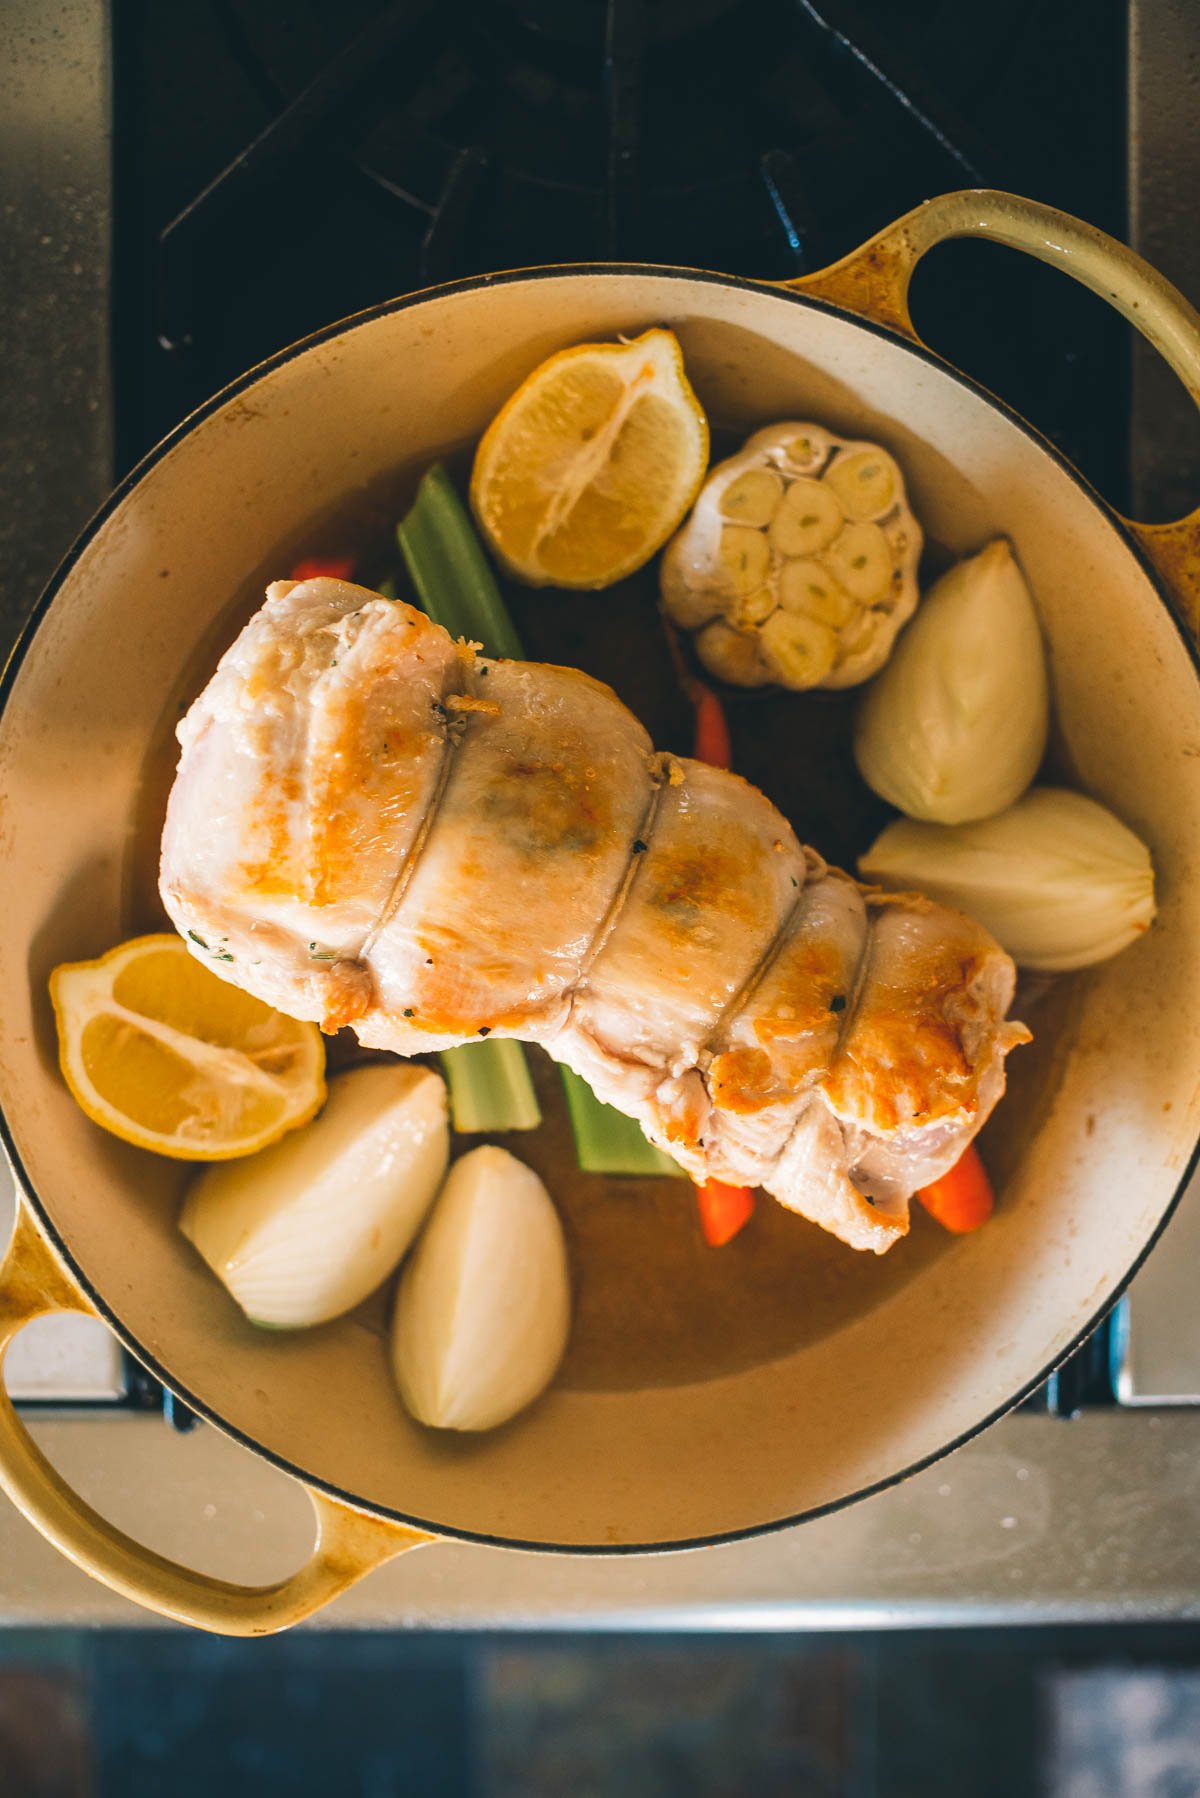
[470,328,709,590]
[50,935,325,1160]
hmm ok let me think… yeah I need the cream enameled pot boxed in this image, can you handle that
[2,191,1200,1634]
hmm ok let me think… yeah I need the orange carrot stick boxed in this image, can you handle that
[660,612,733,771]
[693,686,732,769]
[689,682,749,1241]
[696,1179,756,1247]
[289,554,357,582]
[916,1144,995,1234]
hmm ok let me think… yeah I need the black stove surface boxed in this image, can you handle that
[115,0,1128,497]
[111,0,1129,1420]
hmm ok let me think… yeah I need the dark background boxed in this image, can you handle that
[5,1625,1200,1795]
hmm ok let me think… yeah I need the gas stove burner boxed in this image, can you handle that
[192,0,1003,284]
[126,0,1125,565]
[486,0,747,53]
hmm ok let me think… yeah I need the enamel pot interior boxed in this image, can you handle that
[2,269,1199,1551]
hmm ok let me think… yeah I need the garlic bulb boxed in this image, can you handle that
[181,1063,448,1328]
[859,788,1156,972]
[660,422,922,690]
[391,1145,570,1432]
[854,539,1049,824]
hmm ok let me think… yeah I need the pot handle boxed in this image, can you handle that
[0,1193,433,1635]
[789,188,1200,632]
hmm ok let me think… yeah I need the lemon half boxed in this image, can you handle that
[470,328,709,590]
[50,935,325,1161]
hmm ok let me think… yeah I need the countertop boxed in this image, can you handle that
[2,1404,1200,1629]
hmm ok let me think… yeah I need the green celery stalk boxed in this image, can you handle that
[398,466,523,658]
[559,1068,687,1178]
[396,465,674,1175]
[439,1039,542,1134]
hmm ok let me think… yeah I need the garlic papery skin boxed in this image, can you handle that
[859,788,1157,972]
[181,1063,448,1328]
[854,539,1049,824]
[391,1145,570,1432]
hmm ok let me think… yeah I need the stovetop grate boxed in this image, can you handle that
[114,1,1131,492]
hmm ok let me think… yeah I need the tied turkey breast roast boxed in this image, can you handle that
[160,577,1030,1254]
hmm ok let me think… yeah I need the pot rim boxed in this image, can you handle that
[3,259,1198,1555]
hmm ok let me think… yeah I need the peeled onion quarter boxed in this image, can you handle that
[859,788,1156,972]
[180,1063,449,1329]
[853,538,1049,823]
[391,1145,571,1432]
